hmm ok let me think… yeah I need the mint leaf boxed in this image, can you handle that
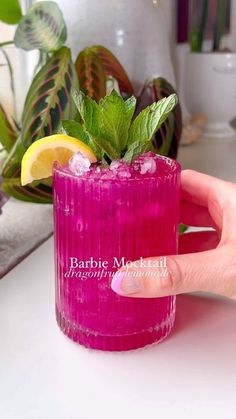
[58,119,103,159]
[72,88,120,160]
[157,112,175,156]
[70,88,178,163]
[123,140,153,163]
[72,89,100,137]
[99,90,136,151]
[128,94,178,146]
[91,137,120,161]
[59,120,90,145]
[125,96,137,120]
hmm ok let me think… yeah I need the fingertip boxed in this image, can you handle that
[111,270,142,296]
[111,271,126,295]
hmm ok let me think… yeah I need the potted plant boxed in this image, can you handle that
[0,1,182,204]
[185,0,236,138]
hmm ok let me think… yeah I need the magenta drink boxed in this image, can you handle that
[54,152,181,351]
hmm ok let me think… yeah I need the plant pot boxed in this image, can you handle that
[185,53,236,139]
[56,0,176,89]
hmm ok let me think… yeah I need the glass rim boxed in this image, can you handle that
[53,155,181,183]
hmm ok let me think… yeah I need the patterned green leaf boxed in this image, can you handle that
[0,0,22,24]
[14,1,67,52]
[92,46,134,96]
[0,103,18,152]
[75,48,106,102]
[1,177,52,204]
[2,46,78,201]
[75,45,134,102]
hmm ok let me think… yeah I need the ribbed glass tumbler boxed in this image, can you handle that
[53,156,181,351]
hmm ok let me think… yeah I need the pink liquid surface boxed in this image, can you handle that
[53,154,181,351]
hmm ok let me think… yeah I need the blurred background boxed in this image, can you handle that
[2,1,236,121]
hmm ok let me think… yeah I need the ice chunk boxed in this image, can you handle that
[95,165,101,174]
[118,168,132,179]
[109,160,123,171]
[133,152,157,175]
[110,160,132,179]
[140,157,156,175]
[69,152,91,176]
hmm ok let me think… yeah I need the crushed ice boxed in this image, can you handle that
[69,152,91,176]
[139,156,157,175]
[69,152,157,178]
[109,159,132,178]
[109,160,122,171]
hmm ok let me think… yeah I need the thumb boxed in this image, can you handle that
[111,248,235,299]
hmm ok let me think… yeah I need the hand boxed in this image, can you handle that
[111,170,236,300]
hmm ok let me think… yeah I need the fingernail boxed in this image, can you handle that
[111,271,141,295]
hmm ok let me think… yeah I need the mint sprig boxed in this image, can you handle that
[59,120,90,145]
[127,94,178,146]
[60,88,178,163]
[123,141,153,163]
[124,96,178,162]
[99,92,136,151]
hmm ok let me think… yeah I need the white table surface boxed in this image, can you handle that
[1,237,236,419]
[1,137,236,419]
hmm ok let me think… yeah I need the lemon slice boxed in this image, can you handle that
[21,134,97,186]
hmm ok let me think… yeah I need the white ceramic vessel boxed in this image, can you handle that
[56,0,175,90]
[185,53,236,139]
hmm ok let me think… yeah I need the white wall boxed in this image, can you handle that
[0,24,17,116]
